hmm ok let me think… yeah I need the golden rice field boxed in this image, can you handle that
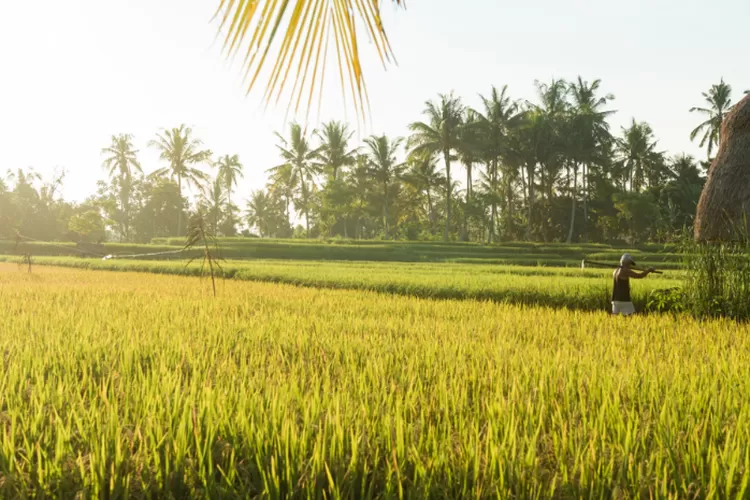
[1,264,750,498]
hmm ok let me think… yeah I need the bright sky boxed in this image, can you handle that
[1,0,748,205]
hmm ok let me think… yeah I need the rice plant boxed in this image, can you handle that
[1,264,750,497]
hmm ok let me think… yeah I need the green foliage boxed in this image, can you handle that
[3,78,728,247]
[645,287,686,314]
[681,237,750,320]
[68,209,106,242]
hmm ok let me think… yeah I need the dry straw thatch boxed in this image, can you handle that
[695,93,750,242]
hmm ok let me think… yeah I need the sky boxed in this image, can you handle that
[1,0,749,205]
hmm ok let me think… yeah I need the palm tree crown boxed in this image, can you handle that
[214,154,244,200]
[148,124,213,235]
[101,134,142,241]
[315,121,358,181]
[214,0,405,122]
[364,135,404,239]
[101,134,142,181]
[408,92,465,241]
[690,78,734,159]
[271,123,321,237]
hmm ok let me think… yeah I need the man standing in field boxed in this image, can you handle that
[611,253,654,316]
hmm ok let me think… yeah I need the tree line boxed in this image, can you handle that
[1,78,747,246]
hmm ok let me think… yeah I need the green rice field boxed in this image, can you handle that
[1,259,749,497]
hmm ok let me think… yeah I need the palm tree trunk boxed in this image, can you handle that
[177,176,183,237]
[582,163,589,242]
[526,163,535,240]
[121,177,131,242]
[427,189,435,235]
[489,160,497,244]
[285,195,291,228]
[383,182,389,239]
[301,180,310,238]
[566,163,578,244]
[227,189,233,232]
[444,150,451,242]
[504,165,513,240]
[540,165,548,243]
[461,161,471,241]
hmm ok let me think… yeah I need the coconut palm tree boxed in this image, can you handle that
[214,1,405,122]
[246,189,274,237]
[214,154,243,207]
[149,125,213,236]
[408,92,465,241]
[266,163,298,229]
[315,121,358,181]
[101,134,142,241]
[364,135,404,239]
[346,154,373,239]
[566,77,615,243]
[214,154,243,233]
[474,85,521,242]
[404,152,445,235]
[201,176,228,234]
[272,123,321,237]
[615,119,662,193]
[456,109,482,240]
[690,78,734,159]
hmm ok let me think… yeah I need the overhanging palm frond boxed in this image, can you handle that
[213,0,406,123]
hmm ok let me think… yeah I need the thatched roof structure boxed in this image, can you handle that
[694,93,750,242]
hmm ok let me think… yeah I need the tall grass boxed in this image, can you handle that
[682,232,750,320]
[1,265,750,497]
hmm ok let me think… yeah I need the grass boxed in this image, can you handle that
[0,255,681,312]
[1,264,750,497]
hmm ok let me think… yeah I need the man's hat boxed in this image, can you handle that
[620,253,636,266]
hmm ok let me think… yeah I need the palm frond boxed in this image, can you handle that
[213,0,405,123]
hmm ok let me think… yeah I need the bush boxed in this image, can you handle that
[646,287,686,314]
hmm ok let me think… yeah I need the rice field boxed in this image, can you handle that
[0,255,680,312]
[2,264,750,498]
[0,237,684,269]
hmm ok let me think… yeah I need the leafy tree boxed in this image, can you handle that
[149,124,213,236]
[613,191,662,244]
[131,178,185,243]
[68,207,106,242]
[408,92,465,241]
